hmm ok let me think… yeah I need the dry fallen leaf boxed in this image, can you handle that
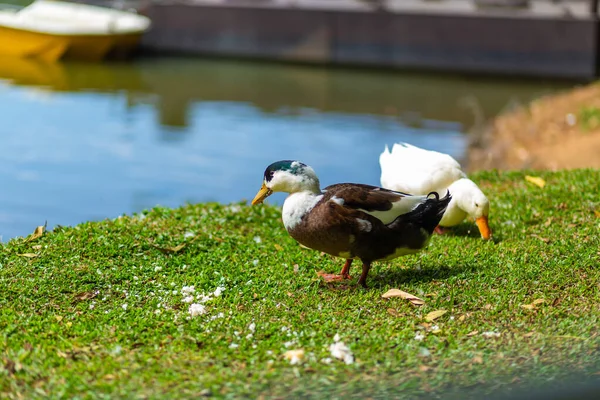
[525,175,546,188]
[283,349,305,365]
[530,234,550,243]
[382,289,425,306]
[458,315,466,322]
[74,292,97,302]
[57,350,69,359]
[424,309,447,322]
[418,365,431,372]
[273,244,283,251]
[151,242,186,254]
[25,224,45,243]
[595,210,600,218]
[466,330,479,337]
[522,299,545,310]
[472,355,483,364]
[387,308,401,317]
[544,217,554,227]
[19,253,38,258]
[524,332,535,338]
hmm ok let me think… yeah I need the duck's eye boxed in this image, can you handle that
[475,202,479,207]
[265,171,275,182]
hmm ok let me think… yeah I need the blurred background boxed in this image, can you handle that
[0,0,595,240]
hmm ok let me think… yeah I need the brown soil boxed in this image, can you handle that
[467,82,600,172]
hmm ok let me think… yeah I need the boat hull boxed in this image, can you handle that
[0,0,150,61]
[0,25,68,61]
[0,25,143,61]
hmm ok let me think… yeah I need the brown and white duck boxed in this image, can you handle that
[251,160,452,288]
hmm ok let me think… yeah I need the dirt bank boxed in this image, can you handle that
[468,82,600,171]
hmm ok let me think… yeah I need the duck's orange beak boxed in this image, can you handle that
[476,215,492,240]
[252,183,272,205]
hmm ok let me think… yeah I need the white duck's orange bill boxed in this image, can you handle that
[476,215,492,240]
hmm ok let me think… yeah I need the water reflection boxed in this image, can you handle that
[0,57,572,241]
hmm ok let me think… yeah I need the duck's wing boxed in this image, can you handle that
[323,183,430,225]
[380,143,466,194]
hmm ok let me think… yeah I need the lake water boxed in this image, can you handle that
[0,56,572,241]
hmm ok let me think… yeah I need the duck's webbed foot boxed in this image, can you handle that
[318,259,353,282]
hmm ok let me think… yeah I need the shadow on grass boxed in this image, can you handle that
[371,261,478,288]
[438,223,504,243]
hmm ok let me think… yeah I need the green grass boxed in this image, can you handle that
[578,106,600,131]
[1,169,599,399]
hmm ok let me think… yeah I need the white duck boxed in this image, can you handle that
[379,142,491,240]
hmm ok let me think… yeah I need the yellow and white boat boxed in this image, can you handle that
[0,0,151,62]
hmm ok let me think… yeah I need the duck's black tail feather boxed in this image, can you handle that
[389,190,451,234]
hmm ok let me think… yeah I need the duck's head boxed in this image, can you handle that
[450,178,491,240]
[251,160,321,205]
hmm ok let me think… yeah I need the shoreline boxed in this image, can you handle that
[467,81,600,171]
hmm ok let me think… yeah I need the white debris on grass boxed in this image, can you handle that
[329,334,354,365]
[414,332,425,341]
[253,236,262,244]
[229,343,239,349]
[179,284,227,319]
[121,304,128,311]
[482,331,501,338]
[209,312,225,321]
[248,322,256,332]
[184,231,195,239]
[188,303,206,318]
[196,294,212,303]
[181,286,195,295]
[228,204,242,214]
[252,259,259,267]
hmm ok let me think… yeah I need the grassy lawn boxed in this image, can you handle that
[1,169,599,399]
